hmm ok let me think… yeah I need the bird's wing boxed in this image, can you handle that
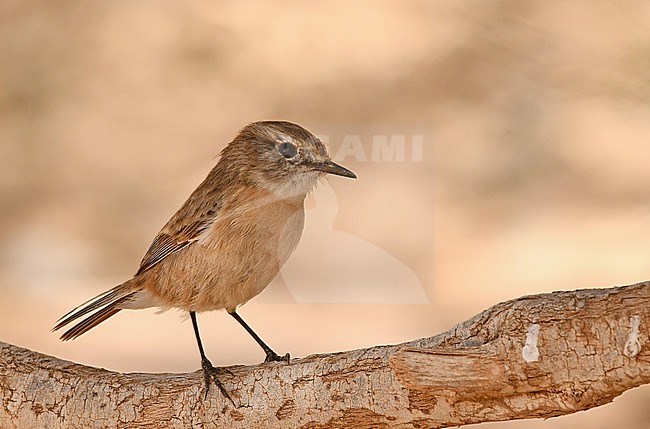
[136,216,215,276]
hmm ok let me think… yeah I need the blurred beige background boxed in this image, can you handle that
[2,1,650,427]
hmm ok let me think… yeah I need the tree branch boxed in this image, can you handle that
[2,281,649,429]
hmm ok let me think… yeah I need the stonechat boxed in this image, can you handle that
[54,121,356,402]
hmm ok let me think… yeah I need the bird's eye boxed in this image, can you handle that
[278,142,298,158]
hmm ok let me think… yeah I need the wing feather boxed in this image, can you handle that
[136,217,214,276]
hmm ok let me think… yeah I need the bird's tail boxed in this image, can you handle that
[53,278,142,341]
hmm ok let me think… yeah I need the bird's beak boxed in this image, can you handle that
[311,160,357,179]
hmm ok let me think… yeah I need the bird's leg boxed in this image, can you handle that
[190,311,235,406]
[229,310,290,363]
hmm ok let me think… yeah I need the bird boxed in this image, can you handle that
[53,120,356,403]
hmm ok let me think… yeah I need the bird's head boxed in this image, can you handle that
[221,121,356,198]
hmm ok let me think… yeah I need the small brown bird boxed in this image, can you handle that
[54,121,356,401]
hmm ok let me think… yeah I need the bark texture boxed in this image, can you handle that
[1,281,649,428]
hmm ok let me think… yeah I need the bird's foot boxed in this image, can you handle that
[264,350,290,364]
[201,357,236,406]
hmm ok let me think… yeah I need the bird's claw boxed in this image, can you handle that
[201,358,236,407]
[264,351,290,364]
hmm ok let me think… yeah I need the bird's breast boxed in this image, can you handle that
[198,197,305,308]
[204,198,305,266]
[144,195,306,312]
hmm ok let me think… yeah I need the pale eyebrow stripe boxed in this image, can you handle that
[276,133,293,144]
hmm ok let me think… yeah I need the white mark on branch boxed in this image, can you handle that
[522,324,540,362]
[623,315,642,358]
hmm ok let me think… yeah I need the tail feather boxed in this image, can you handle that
[59,305,123,341]
[54,280,140,340]
[54,288,126,331]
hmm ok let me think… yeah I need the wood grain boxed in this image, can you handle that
[1,281,649,428]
